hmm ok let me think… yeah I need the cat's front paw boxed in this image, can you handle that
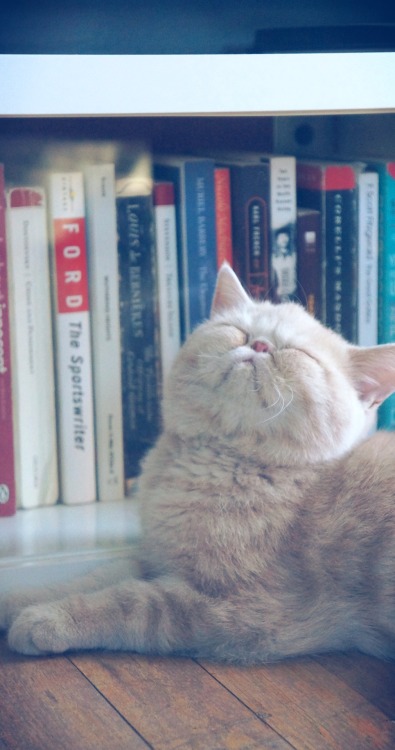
[0,591,37,631]
[8,603,77,655]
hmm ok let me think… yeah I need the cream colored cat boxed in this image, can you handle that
[2,262,395,662]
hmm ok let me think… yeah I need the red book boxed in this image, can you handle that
[0,165,16,517]
[214,167,233,268]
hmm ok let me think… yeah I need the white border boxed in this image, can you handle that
[1,53,395,116]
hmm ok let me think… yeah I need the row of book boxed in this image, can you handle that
[0,139,394,517]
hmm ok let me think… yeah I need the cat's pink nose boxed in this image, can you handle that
[251,340,270,353]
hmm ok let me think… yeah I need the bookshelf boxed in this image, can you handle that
[1,52,395,592]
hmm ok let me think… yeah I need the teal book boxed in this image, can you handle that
[367,161,395,429]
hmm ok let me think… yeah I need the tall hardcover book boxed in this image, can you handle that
[154,156,217,339]
[153,182,181,384]
[50,172,96,505]
[366,161,395,429]
[6,185,58,510]
[357,171,379,348]
[85,163,124,502]
[214,167,233,269]
[296,208,322,320]
[297,161,358,342]
[0,166,16,517]
[117,180,160,487]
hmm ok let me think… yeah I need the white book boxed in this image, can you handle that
[84,163,124,501]
[357,170,379,348]
[50,172,96,505]
[153,182,181,384]
[264,154,297,300]
[6,187,58,509]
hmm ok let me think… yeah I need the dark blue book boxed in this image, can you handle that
[116,188,160,484]
[154,156,217,340]
[297,161,358,343]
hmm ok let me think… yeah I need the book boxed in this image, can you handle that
[215,156,270,300]
[214,167,233,268]
[260,154,297,303]
[297,161,358,342]
[6,185,58,509]
[0,166,16,517]
[84,163,124,502]
[154,156,217,340]
[153,181,181,384]
[50,172,96,505]
[117,181,161,488]
[296,207,322,320]
[366,160,395,429]
[357,170,379,347]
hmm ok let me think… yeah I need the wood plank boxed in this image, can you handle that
[200,657,395,750]
[314,652,395,719]
[0,637,148,750]
[71,652,292,750]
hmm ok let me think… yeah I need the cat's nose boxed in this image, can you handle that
[250,340,271,353]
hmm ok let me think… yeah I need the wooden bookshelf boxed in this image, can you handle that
[1,52,395,586]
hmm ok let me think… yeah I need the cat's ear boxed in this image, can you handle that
[211,263,251,317]
[348,344,395,407]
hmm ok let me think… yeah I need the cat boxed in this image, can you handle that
[2,262,395,663]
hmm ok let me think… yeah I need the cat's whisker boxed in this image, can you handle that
[257,382,294,426]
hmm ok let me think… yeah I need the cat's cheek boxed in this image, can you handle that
[7,603,76,655]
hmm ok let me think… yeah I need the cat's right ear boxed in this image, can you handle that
[210,263,251,317]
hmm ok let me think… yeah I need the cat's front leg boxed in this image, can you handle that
[7,576,215,657]
[0,556,140,633]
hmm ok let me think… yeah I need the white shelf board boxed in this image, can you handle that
[0,499,141,569]
[1,53,395,117]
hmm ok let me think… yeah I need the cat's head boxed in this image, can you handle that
[163,264,395,465]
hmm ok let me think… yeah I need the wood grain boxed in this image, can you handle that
[0,638,148,750]
[200,656,395,750]
[1,635,395,750]
[71,652,290,750]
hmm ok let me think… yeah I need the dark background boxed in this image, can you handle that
[0,0,394,55]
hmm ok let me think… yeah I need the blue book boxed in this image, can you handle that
[154,156,217,340]
[116,189,160,484]
[367,160,395,429]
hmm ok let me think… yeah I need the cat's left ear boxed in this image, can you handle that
[211,263,251,317]
[348,344,395,407]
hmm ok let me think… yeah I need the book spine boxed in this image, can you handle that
[325,171,358,342]
[357,171,379,347]
[117,192,160,484]
[297,162,327,323]
[373,162,395,429]
[7,186,58,509]
[296,208,322,320]
[153,182,181,384]
[229,163,270,300]
[85,163,124,502]
[267,156,298,302]
[154,159,217,338]
[50,172,96,505]
[0,166,16,517]
[214,167,233,268]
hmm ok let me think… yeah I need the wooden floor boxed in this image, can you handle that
[1,636,395,750]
